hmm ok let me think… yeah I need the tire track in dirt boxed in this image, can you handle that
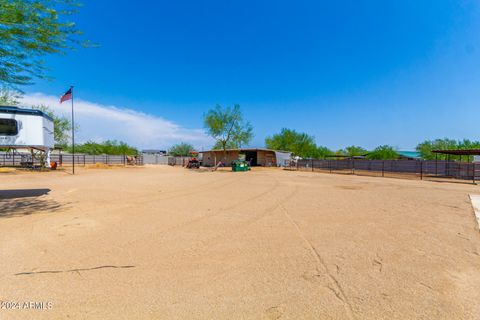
[178,177,280,223]
[177,175,299,258]
[98,172,240,209]
[142,173,282,242]
[43,172,246,265]
[17,173,251,279]
[112,172,282,249]
[280,204,356,320]
[61,172,240,222]
[39,172,289,279]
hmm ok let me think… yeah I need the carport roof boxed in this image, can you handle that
[432,149,480,155]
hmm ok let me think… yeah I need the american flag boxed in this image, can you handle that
[60,88,73,103]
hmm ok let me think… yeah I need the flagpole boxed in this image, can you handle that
[71,86,75,175]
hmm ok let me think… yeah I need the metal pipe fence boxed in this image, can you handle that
[0,152,143,168]
[288,159,479,183]
[169,156,190,166]
[141,155,192,166]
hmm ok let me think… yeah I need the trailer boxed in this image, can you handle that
[0,106,54,167]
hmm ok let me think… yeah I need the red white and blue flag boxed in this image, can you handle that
[60,88,72,103]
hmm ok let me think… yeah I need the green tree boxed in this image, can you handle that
[333,149,345,157]
[416,138,480,161]
[169,142,194,156]
[70,140,138,155]
[416,138,457,160]
[315,146,333,159]
[212,140,238,150]
[204,104,253,159]
[459,139,480,150]
[0,88,21,105]
[344,145,368,157]
[32,104,72,147]
[458,139,480,161]
[73,141,102,155]
[0,0,92,89]
[366,145,399,160]
[265,128,320,158]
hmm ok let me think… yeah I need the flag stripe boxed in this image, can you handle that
[60,88,72,103]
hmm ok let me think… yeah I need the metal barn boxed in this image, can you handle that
[200,148,291,167]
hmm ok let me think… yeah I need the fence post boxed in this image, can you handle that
[106,155,109,165]
[352,158,355,175]
[458,161,461,180]
[329,160,332,173]
[311,158,314,172]
[382,161,385,177]
[83,155,86,166]
[474,162,476,184]
[447,155,450,176]
[420,160,423,180]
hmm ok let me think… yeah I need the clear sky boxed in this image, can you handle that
[25,0,480,150]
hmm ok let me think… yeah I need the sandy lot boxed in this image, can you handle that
[1,166,480,319]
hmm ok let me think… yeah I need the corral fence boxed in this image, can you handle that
[0,152,143,167]
[287,158,480,183]
[167,156,190,166]
[142,154,191,166]
[142,154,169,165]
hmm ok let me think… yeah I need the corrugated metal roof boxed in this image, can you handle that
[398,151,421,159]
[142,149,166,154]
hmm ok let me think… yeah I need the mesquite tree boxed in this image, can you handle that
[0,0,92,89]
[203,104,253,162]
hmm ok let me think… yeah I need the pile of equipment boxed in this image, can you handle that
[186,151,200,169]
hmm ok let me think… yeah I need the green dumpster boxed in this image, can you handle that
[232,160,250,172]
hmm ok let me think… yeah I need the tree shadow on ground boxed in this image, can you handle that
[0,189,65,218]
[0,189,51,199]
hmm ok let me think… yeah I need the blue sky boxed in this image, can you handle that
[26,0,480,150]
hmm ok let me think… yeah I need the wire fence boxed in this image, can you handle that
[0,152,143,168]
[288,159,479,183]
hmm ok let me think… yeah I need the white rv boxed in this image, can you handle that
[0,106,54,166]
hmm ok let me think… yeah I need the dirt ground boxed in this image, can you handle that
[1,165,480,319]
